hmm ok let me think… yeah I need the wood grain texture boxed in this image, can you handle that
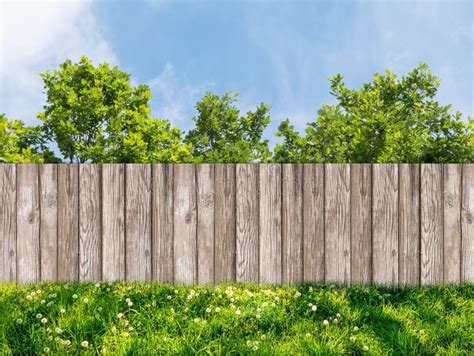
[173,164,197,284]
[16,164,40,283]
[39,164,58,281]
[350,164,372,285]
[236,164,259,283]
[443,164,461,284]
[259,164,282,284]
[214,164,236,283]
[102,164,125,281]
[372,164,398,285]
[152,164,174,283]
[57,164,79,281]
[196,164,215,285]
[125,164,152,281]
[79,165,102,281]
[399,164,420,286]
[325,164,351,284]
[302,164,324,282]
[421,164,443,285]
[0,164,16,282]
[282,164,303,284]
[461,164,473,282]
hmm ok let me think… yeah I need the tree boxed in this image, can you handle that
[38,56,192,163]
[0,114,57,163]
[185,92,271,163]
[273,64,473,163]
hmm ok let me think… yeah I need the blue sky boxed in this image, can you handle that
[1,0,472,139]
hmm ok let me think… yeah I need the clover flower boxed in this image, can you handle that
[81,340,89,348]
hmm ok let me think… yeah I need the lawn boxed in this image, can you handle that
[0,282,472,355]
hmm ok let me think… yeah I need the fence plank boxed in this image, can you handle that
[215,164,236,283]
[79,165,102,281]
[0,165,16,282]
[196,164,215,285]
[399,164,420,286]
[125,164,152,281]
[372,164,398,285]
[325,164,351,284]
[152,164,174,283]
[282,164,303,284]
[17,165,40,283]
[39,164,58,281]
[102,164,125,281]
[443,164,461,284]
[173,164,197,284]
[461,164,473,282]
[350,164,372,285]
[236,164,259,283]
[259,164,282,284]
[303,164,324,282]
[421,164,443,285]
[57,164,79,281]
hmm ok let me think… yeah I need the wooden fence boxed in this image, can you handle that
[0,164,472,286]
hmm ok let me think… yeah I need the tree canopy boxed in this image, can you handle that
[274,64,473,163]
[38,56,192,163]
[1,58,472,163]
[185,92,271,163]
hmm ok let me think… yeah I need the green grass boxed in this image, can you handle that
[0,283,473,355]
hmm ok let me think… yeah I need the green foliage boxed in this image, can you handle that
[0,114,58,163]
[38,56,192,163]
[274,64,473,163]
[3,60,472,163]
[185,92,271,162]
[0,283,473,354]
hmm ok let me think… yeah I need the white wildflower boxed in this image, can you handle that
[354,326,359,332]
[206,307,212,313]
[36,313,42,319]
[215,307,221,313]
[16,318,23,324]
[363,345,369,351]
[43,347,50,353]
[311,305,317,311]
[323,320,329,326]
[72,294,78,299]
[235,310,241,315]
[117,313,124,318]
[60,308,66,314]
[81,340,89,348]
[41,318,48,324]
[127,301,133,307]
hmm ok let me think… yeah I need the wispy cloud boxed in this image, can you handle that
[147,63,210,130]
[0,0,117,124]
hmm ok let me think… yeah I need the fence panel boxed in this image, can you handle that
[1,163,472,285]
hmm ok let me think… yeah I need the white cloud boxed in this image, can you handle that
[0,0,117,124]
[148,63,209,130]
